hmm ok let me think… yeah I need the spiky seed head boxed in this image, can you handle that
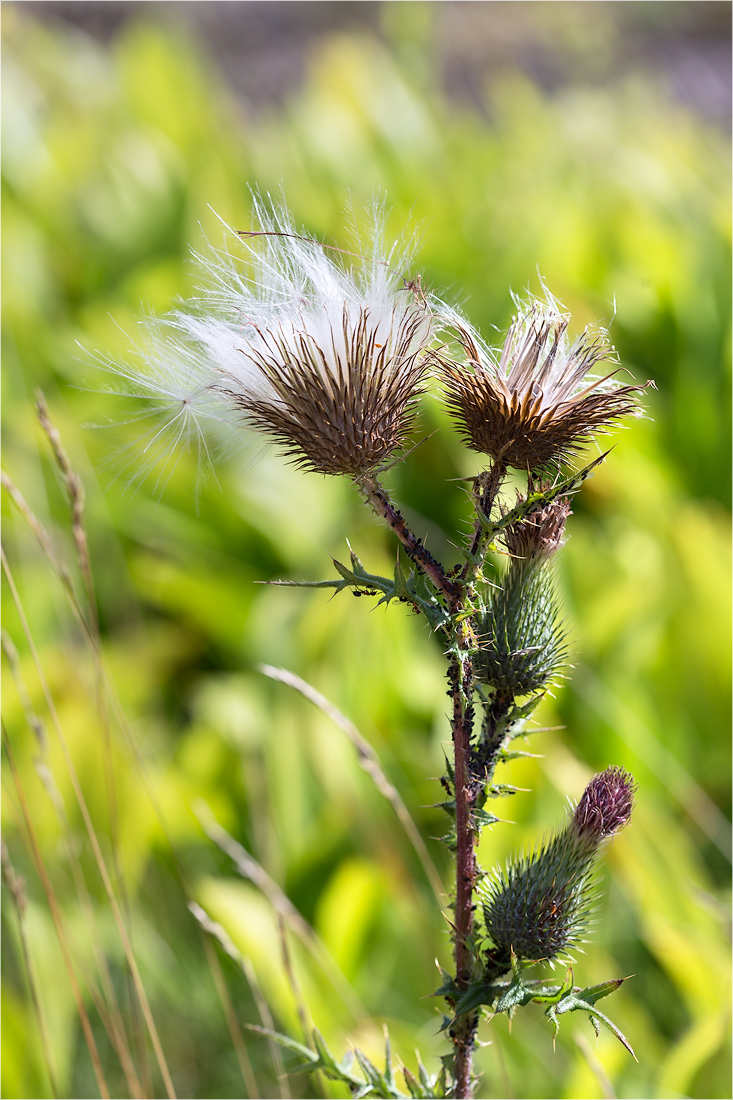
[483,767,635,970]
[503,496,572,561]
[438,291,650,472]
[104,197,434,482]
[222,301,431,476]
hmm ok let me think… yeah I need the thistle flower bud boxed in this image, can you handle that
[474,553,567,698]
[483,768,635,970]
[438,291,650,472]
[572,766,636,844]
[503,497,571,561]
[105,199,433,481]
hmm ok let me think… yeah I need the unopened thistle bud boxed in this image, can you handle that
[483,767,635,971]
[106,199,433,481]
[572,765,636,844]
[503,496,571,561]
[438,292,649,472]
[474,498,570,697]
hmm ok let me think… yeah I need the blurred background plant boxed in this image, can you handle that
[1,2,730,1098]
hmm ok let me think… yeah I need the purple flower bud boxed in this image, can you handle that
[573,767,636,845]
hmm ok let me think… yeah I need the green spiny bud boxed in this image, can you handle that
[474,558,567,697]
[483,767,635,972]
[475,496,570,697]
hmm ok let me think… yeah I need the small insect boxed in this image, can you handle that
[403,274,428,307]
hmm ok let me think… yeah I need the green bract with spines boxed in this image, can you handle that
[474,555,568,698]
[482,827,596,970]
[482,768,635,972]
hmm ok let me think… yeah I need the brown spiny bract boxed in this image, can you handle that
[438,296,649,471]
[225,304,430,476]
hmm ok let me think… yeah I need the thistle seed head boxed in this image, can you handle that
[105,197,434,481]
[221,300,430,476]
[438,291,650,472]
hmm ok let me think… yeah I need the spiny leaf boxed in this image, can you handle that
[354,1048,383,1087]
[487,783,524,798]
[432,970,460,999]
[548,994,637,1059]
[267,546,450,629]
[402,1067,422,1099]
[498,748,543,762]
[383,1027,396,1090]
[453,980,500,1017]
[471,808,500,828]
[530,967,574,1004]
[247,1026,318,1065]
[478,451,611,540]
[394,552,410,596]
[493,976,534,1014]
[578,976,630,1004]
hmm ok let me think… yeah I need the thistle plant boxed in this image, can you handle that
[107,198,650,1099]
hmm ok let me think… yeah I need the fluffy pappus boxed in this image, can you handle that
[437,289,651,472]
[102,196,436,484]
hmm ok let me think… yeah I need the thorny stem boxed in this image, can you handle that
[462,460,506,585]
[358,473,482,1098]
[448,648,479,1099]
[357,475,460,603]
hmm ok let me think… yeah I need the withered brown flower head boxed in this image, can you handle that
[106,198,433,483]
[503,496,572,560]
[226,302,430,477]
[439,295,650,471]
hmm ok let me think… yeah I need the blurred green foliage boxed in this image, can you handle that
[2,4,730,1099]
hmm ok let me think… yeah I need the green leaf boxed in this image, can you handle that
[530,967,574,1004]
[479,451,611,540]
[453,979,500,1017]
[402,1067,421,1099]
[578,976,630,1004]
[494,977,534,1013]
[471,807,500,827]
[247,1025,319,1066]
[544,985,637,1059]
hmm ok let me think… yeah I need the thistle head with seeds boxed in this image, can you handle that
[437,290,650,473]
[103,197,435,484]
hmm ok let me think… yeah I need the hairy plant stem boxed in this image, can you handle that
[358,474,481,1098]
[462,460,506,586]
[448,644,479,1099]
[357,475,460,602]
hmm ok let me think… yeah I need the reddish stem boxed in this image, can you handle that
[359,474,478,1097]
[449,651,478,1098]
[358,476,459,603]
